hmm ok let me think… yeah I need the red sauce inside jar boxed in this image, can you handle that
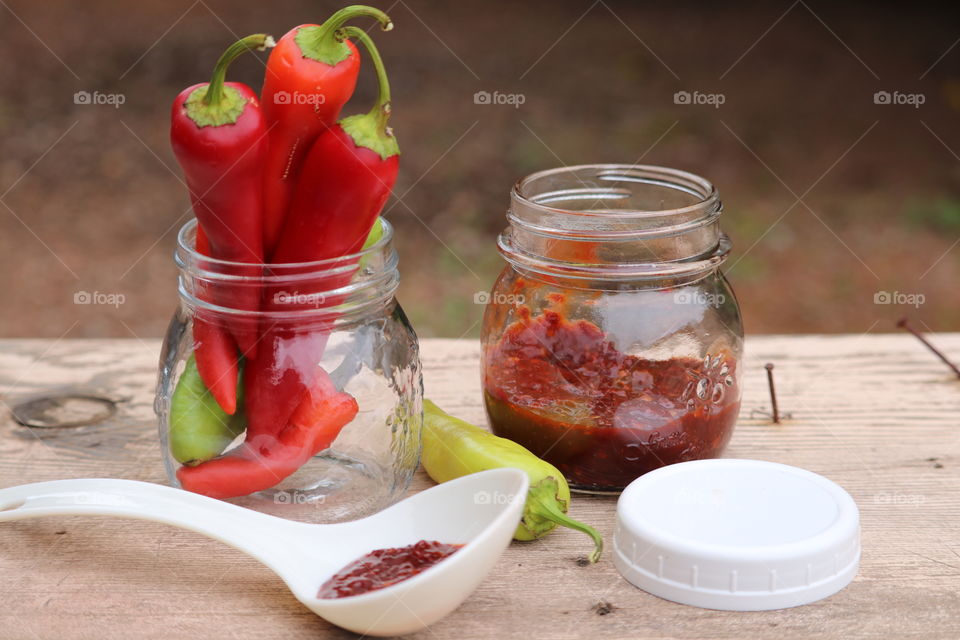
[483,309,740,491]
[318,540,463,599]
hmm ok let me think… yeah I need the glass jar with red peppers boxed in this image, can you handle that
[155,218,422,522]
[481,165,743,493]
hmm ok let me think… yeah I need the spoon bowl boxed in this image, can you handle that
[0,468,529,636]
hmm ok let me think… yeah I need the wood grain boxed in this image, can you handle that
[0,334,958,639]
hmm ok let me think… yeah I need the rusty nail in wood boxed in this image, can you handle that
[764,363,780,424]
[897,318,960,379]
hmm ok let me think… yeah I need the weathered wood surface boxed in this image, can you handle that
[0,334,958,639]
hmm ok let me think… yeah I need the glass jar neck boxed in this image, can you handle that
[174,218,399,323]
[500,164,729,284]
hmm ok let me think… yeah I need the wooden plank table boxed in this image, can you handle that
[0,334,958,639]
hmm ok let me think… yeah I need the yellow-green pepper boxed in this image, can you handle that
[170,355,245,466]
[422,399,603,563]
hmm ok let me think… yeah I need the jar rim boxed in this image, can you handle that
[174,218,399,321]
[502,164,728,280]
[175,217,393,273]
[511,164,720,222]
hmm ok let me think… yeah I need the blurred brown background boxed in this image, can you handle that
[0,0,957,340]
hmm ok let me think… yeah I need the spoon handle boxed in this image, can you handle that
[0,478,301,571]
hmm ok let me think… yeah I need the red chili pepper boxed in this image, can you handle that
[190,227,240,415]
[260,5,393,258]
[244,25,401,446]
[170,34,273,410]
[177,368,359,499]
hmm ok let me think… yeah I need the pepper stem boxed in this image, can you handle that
[339,26,391,130]
[336,26,400,159]
[297,5,393,66]
[203,34,275,106]
[527,481,604,563]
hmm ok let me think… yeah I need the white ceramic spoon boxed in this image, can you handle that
[0,468,528,637]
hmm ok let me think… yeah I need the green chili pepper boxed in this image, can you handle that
[357,216,384,271]
[361,217,384,251]
[422,399,603,563]
[170,355,245,466]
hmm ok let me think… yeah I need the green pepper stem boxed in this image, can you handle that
[338,25,392,132]
[203,34,274,106]
[301,5,392,64]
[316,5,393,38]
[528,490,604,563]
[334,25,399,159]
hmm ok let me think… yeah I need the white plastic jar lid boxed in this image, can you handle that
[612,459,860,611]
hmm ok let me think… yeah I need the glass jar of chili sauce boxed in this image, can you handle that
[481,165,743,493]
